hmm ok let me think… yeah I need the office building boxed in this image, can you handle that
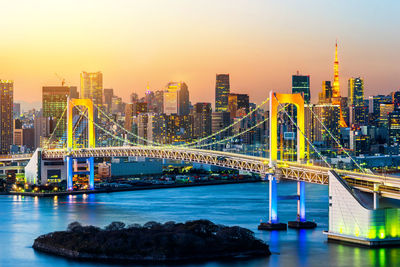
[319,81,332,104]
[13,103,21,119]
[215,74,230,112]
[388,110,400,147]
[80,71,103,105]
[0,80,14,154]
[193,103,212,138]
[348,77,364,107]
[228,93,249,119]
[212,112,231,138]
[103,88,114,112]
[311,104,340,147]
[42,86,73,138]
[34,116,52,148]
[292,74,310,103]
[163,82,189,116]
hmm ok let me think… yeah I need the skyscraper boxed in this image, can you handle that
[163,82,189,116]
[331,42,347,127]
[292,74,310,103]
[348,77,366,125]
[193,103,212,139]
[103,88,114,112]
[215,74,230,112]
[80,71,103,105]
[0,80,13,154]
[228,93,250,119]
[348,77,364,107]
[42,86,75,138]
[319,81,332,104]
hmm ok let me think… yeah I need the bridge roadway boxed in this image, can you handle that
[42,146,400,199]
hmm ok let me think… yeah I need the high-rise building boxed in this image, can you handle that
[163,82,189,116]
[319,81,332,104]
[215,74,230,112]
[193,103,212,139]
[292,74,310,103]
[34,116,51,149]
[0,80,13,154]
[103,88,114,112]
[13,103,21,119]
[311,104,340,147]
[42,86,73,138]
[388,110,400,147]
[212,112,231,138]
[348,77,366,126]
[379,103,394,127]
[393,91,400,110]
[80,71,103,105]
[348,77,364,107]
[228,93,250,119]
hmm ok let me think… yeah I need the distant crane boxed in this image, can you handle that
[54,73,66,87]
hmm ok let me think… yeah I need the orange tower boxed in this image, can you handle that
[331,41,347,127]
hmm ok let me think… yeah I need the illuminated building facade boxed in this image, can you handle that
[379,103,394,127]
[388,110,400,147]
[292,74,310,104]
[319,81,332,103]
[0,80,13,154]
[42,86,77,139]
[215,74,230,112]
[193,103,212,139]
[311,104,340,147]
[103,88,114,112]
[212,112,231,138]
[80,71,103,106]
[228,93,249,119]
[163,82,189,116]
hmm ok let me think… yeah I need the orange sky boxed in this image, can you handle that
[1,0,399,108]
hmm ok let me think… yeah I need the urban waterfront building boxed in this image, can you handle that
[193,103,212,139]
[42,86,77,139]
[212,112,231,138]
[0,80,14,154]
[33,116,52,149]
[103,88,114,112]
[228,93,250,119]
[215,74,230,112]
[163,82,189,116]
[80,71,103,105]
[13,103,21,119]
[311,104,340,148]
[292,73,310,104]
[388,110,400,147]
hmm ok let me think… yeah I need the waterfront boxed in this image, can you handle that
[0,182,399,267]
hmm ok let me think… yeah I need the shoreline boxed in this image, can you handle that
[7,179,261,198]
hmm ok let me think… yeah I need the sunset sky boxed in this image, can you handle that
[1,0,399,108]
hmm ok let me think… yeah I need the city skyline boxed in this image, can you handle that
[1,0,399,106]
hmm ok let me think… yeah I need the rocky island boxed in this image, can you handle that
[33,220,270,263]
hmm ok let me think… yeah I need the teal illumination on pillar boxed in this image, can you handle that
[269,175,278,223]
[298,181,306,222]
[67,156,73,191]
[89,157,94,190]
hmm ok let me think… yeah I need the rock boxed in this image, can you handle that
[33,220,271,263]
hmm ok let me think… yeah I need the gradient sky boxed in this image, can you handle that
[1,0,399,107]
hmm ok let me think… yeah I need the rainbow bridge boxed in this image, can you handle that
[22,92,400,246]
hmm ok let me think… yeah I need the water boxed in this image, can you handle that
[0,181,399,267]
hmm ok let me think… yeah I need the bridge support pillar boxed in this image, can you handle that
[258,174,287,231]
[89,157,95,190]
[66,156,73,191]
[288,181,317,229]
[373,183,380,209]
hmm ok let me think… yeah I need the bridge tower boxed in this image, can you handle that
[66,98,95,191]
[259,91,315,230]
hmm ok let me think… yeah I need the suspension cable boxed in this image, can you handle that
[73,104,139,146]
[94,98,270,147]
[181,98,270,147]
[45,105,68,148]
[274,95,332,168]
[307,105,369,173]
[194,103,290,149]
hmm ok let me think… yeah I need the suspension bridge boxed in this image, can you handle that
[17,91,400,246]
